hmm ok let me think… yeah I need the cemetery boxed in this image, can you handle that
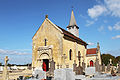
[0,1,120,80]
[26,54,120,80]
[1,53,120,80]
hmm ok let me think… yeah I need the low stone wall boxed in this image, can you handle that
[0,69,32,80]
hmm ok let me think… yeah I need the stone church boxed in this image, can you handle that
[32,10,101,71]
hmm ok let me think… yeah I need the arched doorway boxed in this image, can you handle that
[43,59,49,71]
[39,53,49,72]
[90,60,93,67]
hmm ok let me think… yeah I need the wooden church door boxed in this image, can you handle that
[90,60,93,67]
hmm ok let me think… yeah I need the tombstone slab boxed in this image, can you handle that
[54,68,75,80]
[85,67,95,75]
[75,75,86,80]
[32,69,46,79]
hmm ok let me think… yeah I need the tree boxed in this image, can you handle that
[116,56,120,63]
[101,54,117,66]
[0,62,2,66]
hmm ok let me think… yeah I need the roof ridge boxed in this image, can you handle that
[56,25,88,45]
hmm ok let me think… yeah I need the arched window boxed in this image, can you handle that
[69,49,72,60]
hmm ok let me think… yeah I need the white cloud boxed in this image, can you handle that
[105,0,120,17]
[88,0,120,18]
[112,35,120,39]
[98,26,104,32]
[88,5,107,18]
[86,20,95,26]
[88,42,95,46]
[86,19,98,27]
[108,26,113,31]
[0,49,31,55]
[108,21,120,31]
[113,22,120,30]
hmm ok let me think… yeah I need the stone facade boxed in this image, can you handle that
[32,11,102,71]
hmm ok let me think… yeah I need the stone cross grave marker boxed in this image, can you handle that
[49,58,55,77]
[3,56,9,80]
[75,51,83,75]
[82,60,86,71]
[5,56,9,67]
[73,60,77,72]
[111,67,115,75]
[118,61,120,73]
[62,53,67,68]
[107,63,111,72]
[110,59,112,66]
[102,63,105,72]
[95,57,100,72]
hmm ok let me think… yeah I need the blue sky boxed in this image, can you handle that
[0,0,120,64]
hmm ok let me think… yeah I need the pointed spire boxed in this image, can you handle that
[69,10,77,26]
[97,42,100,49]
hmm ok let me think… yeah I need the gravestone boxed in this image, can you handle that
[76,66,83,75]
[62,54,67,68]
[32,69,46,79]
[102,64,105,72]
[54,69,66,80]
[95,58,100,72]
[82,60,86,71]
[110,59,112,66]
[111,67,115,75]
[107,64,111,72]
[75,75,86,80]
[65,68,75,80]
[75,51,83,75]
[54,68,75,80]
[49,58,55,77]
[85,67,95,75]
[2,56,9,80]
[73,60,77,72]
[118,62,120,73]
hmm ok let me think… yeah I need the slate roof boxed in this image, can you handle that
[57,25,88,46]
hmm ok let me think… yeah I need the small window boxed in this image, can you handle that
[69,49,72,60]
[44,38,47,46]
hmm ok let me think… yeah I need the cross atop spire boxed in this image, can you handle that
[69,10,77,26]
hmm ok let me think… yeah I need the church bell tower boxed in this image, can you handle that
[67,10,79,37]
